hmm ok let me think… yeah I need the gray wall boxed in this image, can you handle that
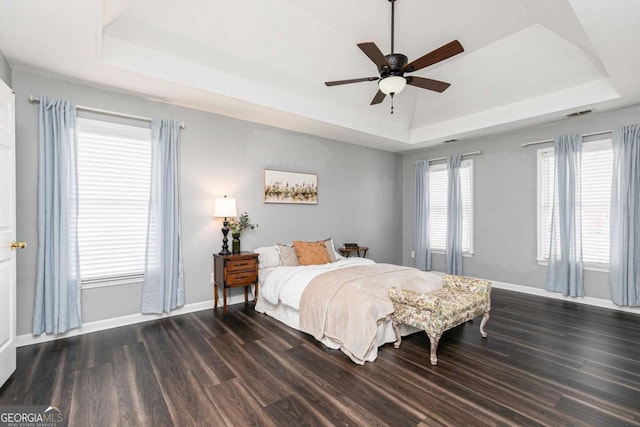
[0,47,11,87]
[402,104,640,300]
[14,70,402,335]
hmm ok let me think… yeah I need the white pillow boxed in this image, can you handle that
[254,245,280,269]
[276,244,299,266]
[324,238,344,261]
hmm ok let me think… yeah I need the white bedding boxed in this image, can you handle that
[261,257,375,310]
[255,257,425,363]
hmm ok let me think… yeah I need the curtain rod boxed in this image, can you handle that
[414,150,481,164]
[28,95,186,129]
[521,130,610,148]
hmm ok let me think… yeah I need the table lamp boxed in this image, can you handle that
[214,195,237,255]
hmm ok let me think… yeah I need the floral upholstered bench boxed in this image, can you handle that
[388,274,491,365]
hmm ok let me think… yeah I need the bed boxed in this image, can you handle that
[254,242,443,364]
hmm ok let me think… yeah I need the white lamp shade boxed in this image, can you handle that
[378,76,406,95]
[214,196,237,218]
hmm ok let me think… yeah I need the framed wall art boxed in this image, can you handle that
[264,169,318,205]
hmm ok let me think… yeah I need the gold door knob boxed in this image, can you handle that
[10,241,27,251]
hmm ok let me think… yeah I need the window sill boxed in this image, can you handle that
[536,259,609,273]
[431,250,474,257]
[81,276,144,289]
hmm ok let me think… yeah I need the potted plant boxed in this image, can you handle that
[228,212,258,254]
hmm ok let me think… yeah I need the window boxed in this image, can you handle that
[76,118,151,288]
[428,160,473,253]
[537,139,612,269]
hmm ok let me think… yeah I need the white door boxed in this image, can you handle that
[0,79,17,388]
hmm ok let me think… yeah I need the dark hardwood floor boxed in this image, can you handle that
[1,288,639,426]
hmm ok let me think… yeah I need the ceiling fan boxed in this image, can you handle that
[324,0,464,113]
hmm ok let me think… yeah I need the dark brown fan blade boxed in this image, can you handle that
[357,42,390,69]
[406,76,451,93]
[404,40,464,73]
[325,77,379,87]
[370,90,386,105]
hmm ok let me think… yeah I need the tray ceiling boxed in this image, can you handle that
[1,0,639,151]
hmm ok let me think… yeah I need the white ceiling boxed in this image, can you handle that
[1,0,639,152]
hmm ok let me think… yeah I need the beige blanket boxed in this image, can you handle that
[299,264,442,364]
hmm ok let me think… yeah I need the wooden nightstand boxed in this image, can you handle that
[339,246,369,258]
[213,252,259,315]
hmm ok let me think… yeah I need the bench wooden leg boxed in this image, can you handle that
[480,310,490,338]
[428,333,441,365]
[391,318,402,349]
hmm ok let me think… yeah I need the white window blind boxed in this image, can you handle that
[428,160,473,253]
[76,118,151,287]
[537,139,612,267]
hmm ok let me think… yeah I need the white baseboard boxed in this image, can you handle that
[16,293,253,348]
[490,280,640,315]
[430,270,639,315]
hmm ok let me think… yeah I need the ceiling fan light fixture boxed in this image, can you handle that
[378,76,406,95]
[323,0,463,110]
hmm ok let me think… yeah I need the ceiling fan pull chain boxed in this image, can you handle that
[390,93,395,114]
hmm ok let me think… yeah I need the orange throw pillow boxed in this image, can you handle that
[293,240,331,265]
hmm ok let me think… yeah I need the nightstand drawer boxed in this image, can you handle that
[226,271,257,286]
[227,258,258,272]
